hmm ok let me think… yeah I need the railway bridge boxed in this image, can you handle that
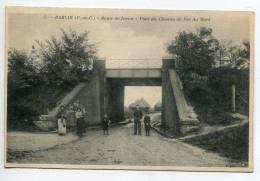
[40,57,199,135]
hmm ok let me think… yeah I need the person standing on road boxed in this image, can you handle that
[134,105,143,135]
[144,112,151,136]
[57,105,67,136]
[102,114,110,135]
[76,108,85,138]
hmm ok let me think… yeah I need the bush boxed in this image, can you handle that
[193,104,242,126]
[182,123,249,164]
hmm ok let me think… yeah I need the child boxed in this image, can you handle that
[144,112,151,136]
[102,114,110,135]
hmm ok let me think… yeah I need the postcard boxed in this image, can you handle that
[5,6,254,172]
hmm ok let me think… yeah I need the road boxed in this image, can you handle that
[12,122,229,167]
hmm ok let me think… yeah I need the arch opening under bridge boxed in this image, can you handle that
[92,57,199,135]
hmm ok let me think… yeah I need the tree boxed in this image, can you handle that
[7,28,98,128]
[37,28,97,88]
[8,49,42,94]
[167,27,218,104]
[237,40,250,69]
[167,26,250,120]
[7,49,41,125]
[214,40,250,69]
[168,27,218,76]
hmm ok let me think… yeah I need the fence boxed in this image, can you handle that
[106,59,162,69]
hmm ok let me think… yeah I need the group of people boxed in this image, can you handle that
[57,106,86,138]
[134,105,151,136]
[57,104,151,137]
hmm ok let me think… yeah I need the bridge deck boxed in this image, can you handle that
[106,68,161,78]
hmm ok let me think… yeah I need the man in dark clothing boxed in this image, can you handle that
[134,105,143,135]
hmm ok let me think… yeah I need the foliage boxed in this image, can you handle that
[37,28,97,88]
[194,104,243,126]
[214,40,250,69]
[168,27,217,76]
[7,49,42,125]
[167,27,218,105]
[7,28,97,128]
[167,27,250,125]
[182,123,249,165]
[8,49,41,91]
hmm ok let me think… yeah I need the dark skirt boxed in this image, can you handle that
[76,118,86,134]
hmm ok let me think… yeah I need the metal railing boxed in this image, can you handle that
[106,59,162,69]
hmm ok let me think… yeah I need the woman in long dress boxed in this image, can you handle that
[57,105,67,135]
[76,108,85,138]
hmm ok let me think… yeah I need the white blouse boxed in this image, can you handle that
[76,111,83,119]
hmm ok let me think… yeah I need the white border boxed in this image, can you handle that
[0,0,259,181]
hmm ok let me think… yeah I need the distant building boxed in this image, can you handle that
[129,97,150,112]
[154,101,162,111]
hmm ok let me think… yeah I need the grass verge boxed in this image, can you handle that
[182,122,249,167]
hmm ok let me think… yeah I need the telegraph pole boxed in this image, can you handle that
[232,85,236,112]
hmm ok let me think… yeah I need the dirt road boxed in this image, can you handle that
[11,122,229,167]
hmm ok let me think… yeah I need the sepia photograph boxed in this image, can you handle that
[4,6,254,172]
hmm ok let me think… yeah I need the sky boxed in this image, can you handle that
[8,9,251,59]
[6,8,252,107]
[124,86,162,107]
